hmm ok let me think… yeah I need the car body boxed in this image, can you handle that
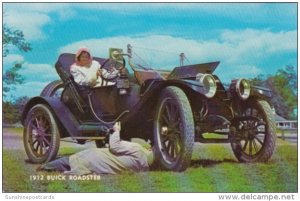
[22,45,276,171]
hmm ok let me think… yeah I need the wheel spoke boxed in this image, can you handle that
[35,117,40,128]
[170,140,175,158]
[254,136,264,145]
[43,138,51,146]
[162,136,168,143]
[249,140,253,155]
[44,125,50,132]
[242,140,248,151]
[161,114,170,125]
[165,104,172,121]
[174,137,181,156]
[166,140,171,152]
[253,139,259,153]
[172,130,181,135]
[39,142,43,155]
[171,118,180,128]
[255,122,266,127]
[32,139,38,146]
[170,104,179,119]
[41,141,45,149]
[30,121,38,130]
[34,142,40,152]
[255,131,266,135]
[43,133,53,137]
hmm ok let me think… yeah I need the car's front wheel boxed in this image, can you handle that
[23,104,60,163]
[153,86,195,171]
[230,99,276,163]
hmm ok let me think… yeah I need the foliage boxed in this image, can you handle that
[3,24,31,57]
[3,63,25,95]
[3,24,31,97]
[3,96,30,124]
[250,66,297,120]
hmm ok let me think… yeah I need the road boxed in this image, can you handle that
[3,127,296,154]
[3,128,95,156]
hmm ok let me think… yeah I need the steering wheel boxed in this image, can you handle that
[100,58,126,81]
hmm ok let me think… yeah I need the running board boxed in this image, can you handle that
[195,136,230,143]
[72,136,106,140]
[78,123,109,136]
[195,129,231,143]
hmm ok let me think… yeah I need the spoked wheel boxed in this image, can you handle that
[23,104,60,163]
[40,80,64,98]
[230,99,276,162]
[154,86,194,171]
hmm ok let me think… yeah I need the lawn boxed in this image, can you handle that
[2,128,297,193]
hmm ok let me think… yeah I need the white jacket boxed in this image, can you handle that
[70,60,119,87]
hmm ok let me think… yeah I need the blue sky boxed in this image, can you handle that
[3,3,297,100]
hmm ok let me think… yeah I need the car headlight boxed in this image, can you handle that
[231,78,251,100]
[196,73,217,98]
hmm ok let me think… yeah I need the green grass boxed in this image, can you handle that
[3,150,43,192]
[3,127,297,192]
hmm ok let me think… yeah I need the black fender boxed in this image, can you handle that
[21,96,79,138]
[140,78,206,97]
[250,85,272,100]
[122,78,206,126]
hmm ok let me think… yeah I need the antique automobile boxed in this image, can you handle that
[21,45,276,171]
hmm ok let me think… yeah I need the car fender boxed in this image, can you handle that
[140,79,207,97]
[121,79,206,125]
[21,96,79,138]
[250,85,272,100]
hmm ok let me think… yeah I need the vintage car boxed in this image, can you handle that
[21,45,276,171]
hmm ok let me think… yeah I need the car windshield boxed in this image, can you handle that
[128,46,187,72]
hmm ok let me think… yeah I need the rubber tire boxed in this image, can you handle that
[230,99,276,163]
[153,86,195,171]
[40,80,64,97]
[23,104,60,164]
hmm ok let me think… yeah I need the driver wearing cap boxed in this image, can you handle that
[70,47,119,87]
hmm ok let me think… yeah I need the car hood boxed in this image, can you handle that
[167,61,220,79]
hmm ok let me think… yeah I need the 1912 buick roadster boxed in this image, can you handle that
[22,44,276,171]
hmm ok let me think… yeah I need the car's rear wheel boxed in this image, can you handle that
[230,99,276,162]
[23,104,60,164]
[153,86,195,171]
[40,80,64,98]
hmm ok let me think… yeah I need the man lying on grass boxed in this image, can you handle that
[37,122,154,175]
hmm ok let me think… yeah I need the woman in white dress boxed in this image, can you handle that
[70,47,119,87]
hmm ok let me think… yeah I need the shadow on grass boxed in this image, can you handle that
[190,158,238,168]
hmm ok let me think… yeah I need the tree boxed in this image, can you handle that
[3,24,31,97]
[3,101,19,124]
[3,22,32,124]
[3,96,30,124]
[250,66,297,120]
[14,96,30,114]
[3,63,25,95]
[3,24,31,57]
